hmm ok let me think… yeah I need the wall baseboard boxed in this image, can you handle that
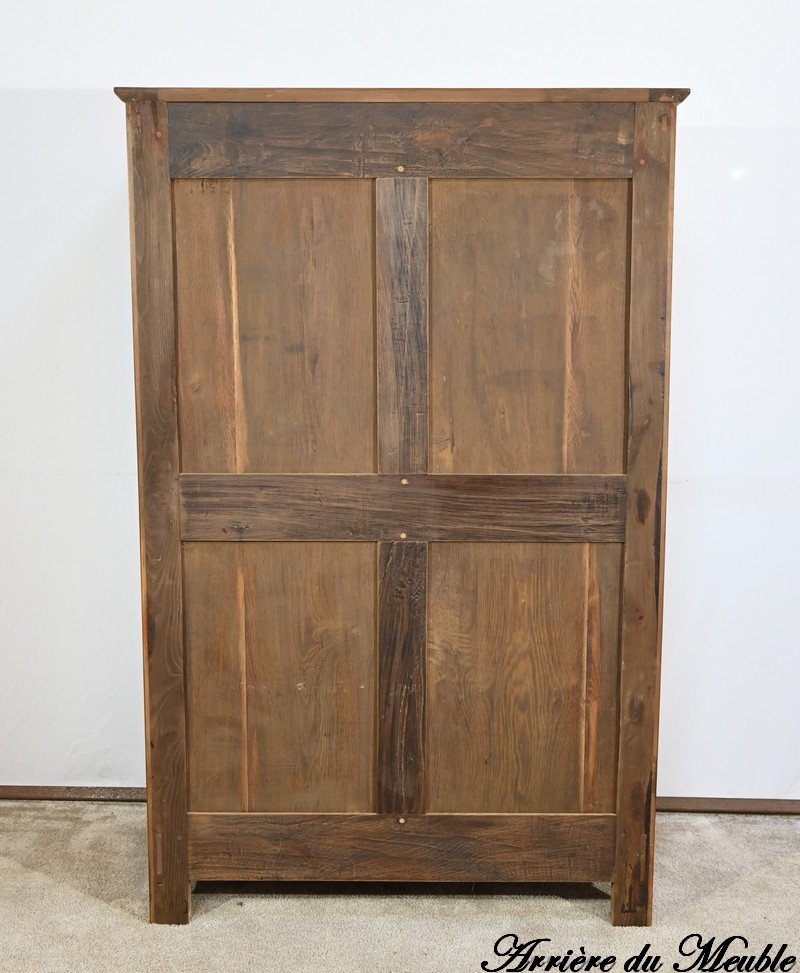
[0,785,146,802]
[656,796,800,815]
[1,786,798,814]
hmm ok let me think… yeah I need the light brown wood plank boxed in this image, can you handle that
[430,179,627,475]
[167,103,634,179]
[376,178,428,474]
[116,87,689,104]
[582,544,622,813]
[612,102,676,927]
[244,544,375,812]
[179,474,627,542]
[188,813,616,882]
[124,98,189,924]
[174,180,238,473]
[183,544,246,811]
[228,179,374,474]
[376,542,427,814]
[428,544,588,813]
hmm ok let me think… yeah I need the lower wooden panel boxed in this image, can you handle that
[428,543,621,814]
[184,543,376,813]
[188,813,616,882]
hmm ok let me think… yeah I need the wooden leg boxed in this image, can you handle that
[611,773,656,925]
[147,803,190,924]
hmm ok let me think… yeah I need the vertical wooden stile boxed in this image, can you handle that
[375,178,429,474]
[376,542,428,814]
[375,178,429,814]
[125,98,189,924]
[612,102,676,925]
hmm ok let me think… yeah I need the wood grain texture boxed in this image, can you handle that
[376,179,428,474]
[430,179,628,475]
[183,544,246,811]
[188,813,616,882]
[174,179,374,474]
[174,180,238,473]
[244,543,375,812]
[115,87,690,104]
[124,98,189,924]
[167,103,634,179]
[377,543,427,814]
[612,103,676,927]
[582,544,623,813]
[179,474,627,542]
[429,544,588,812]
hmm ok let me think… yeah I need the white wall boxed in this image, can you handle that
[1,0,798,797]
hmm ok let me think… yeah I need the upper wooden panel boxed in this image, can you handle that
[167,103,635,179]
[431,179,628,474]
[116,87,690,104]
[174,179,374,474]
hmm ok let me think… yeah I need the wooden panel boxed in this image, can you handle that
[582,544,622,813]
[430,179,628,475]
[168,103,634,179]
[124,98,189,924]
[188,813,616,882]
[117,87,690,104]
[184,544,245,811]
[613,103,676,926]
[174,179,374,475]
[179,474,627,542]
[428,543,619,813]
[245,543,375,812]
[376,178,428,474]
[376,543,427,814]
[174,180,238,473]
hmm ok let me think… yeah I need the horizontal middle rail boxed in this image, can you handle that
[179,474,627,542]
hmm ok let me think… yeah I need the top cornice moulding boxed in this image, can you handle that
[114,87,690,105]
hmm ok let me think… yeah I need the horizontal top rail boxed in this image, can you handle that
[115,86,690,104]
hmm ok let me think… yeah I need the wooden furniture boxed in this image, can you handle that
[117,86,688,926]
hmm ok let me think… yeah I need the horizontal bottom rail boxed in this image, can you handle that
[188,812,615,883]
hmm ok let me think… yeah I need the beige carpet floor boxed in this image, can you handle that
[0,801,798,972]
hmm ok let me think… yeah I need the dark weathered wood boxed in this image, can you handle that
[612,102,676,927]
[377,543,427,814]
[188,813,616,882]
[376,179,428,474]
[167,103,635,179]
[179,474,627,542]
[115,87,690,104]
[125,98,189,924]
